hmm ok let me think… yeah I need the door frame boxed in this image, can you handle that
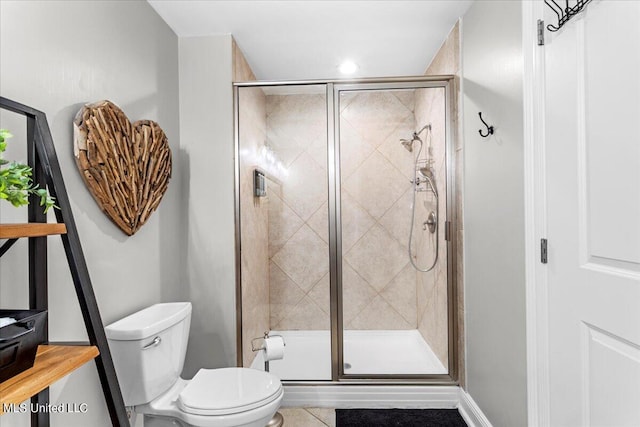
[233,76,460,385]
[522,1,551,425]
[331,80,457,382]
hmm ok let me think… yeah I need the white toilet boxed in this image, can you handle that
[105,302,283,427]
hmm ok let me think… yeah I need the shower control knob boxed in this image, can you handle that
[424,211,437,234]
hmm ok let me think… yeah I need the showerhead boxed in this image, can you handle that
[400,138,414,152]
[400,124,431,152]
[400,133,423,152]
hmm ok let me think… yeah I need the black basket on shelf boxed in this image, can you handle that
[0,309,47,382]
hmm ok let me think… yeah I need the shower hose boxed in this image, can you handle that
[408,134,439,273]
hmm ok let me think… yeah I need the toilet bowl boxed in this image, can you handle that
[105,302,283,427]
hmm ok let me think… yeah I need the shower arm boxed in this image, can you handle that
[415,124,431,138]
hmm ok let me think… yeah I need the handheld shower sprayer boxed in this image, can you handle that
[402,123,439,272]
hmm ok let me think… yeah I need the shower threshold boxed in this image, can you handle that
[250,330,446,381]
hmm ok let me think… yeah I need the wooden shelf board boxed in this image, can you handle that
[0,223,67,239]
[0,345,99,414]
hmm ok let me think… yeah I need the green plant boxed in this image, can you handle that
[0,129,56,212]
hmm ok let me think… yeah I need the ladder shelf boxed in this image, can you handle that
[0,96,128,426]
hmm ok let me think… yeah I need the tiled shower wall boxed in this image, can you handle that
[237,86,269,368]
[338,91,420,330]
[235,41,270,368]
[267,90,446,333]
[266,93,330,330]
[422,21,462,376]
[414,87,449,368]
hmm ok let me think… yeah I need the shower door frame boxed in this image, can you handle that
[234,76,459,386]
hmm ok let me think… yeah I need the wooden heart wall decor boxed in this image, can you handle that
[73,100,172,236]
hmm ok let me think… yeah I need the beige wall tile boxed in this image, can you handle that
[418,284,437,347]
[341,91,414,147]
[341,263,378,326]
[307,202,329,243]
[281,152,327,221]
[381,264,419,326]
[344,224,407,292]
[379,187,413,249]
[349,295,413,330]
[393,89,416,111]
[339,191,376,252]
[268,191,304,257]
[232,38,256,82]
[425,21,460,76]
[308,273,330,315]
[343,151,409,220]
[267,94,326,166]
[269,262,305,327]
[378,130,417,181]
[272,224,329,292]
[276,295,329,330]
[265,93,330,331]
[339,120,376,182]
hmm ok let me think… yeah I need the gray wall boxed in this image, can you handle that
[0,1,183,426]
[179,35,237,376]
[461,1,528,426]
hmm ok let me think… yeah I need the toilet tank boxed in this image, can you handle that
[105,302,192,406]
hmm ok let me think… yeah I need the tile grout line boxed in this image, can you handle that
[304,408,334,427]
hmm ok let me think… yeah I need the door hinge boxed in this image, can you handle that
[537,19,545,46]
[541,238,548,264]
[445,221,451,241]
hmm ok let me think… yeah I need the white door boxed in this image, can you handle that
[543,1,640,426]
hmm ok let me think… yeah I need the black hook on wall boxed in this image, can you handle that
[478,112,494,138]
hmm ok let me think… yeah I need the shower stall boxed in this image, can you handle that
[234,78,457,384]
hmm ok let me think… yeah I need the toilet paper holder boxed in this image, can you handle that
[251,332,286,427]
[251,332,286,373]
[251,331,286,352]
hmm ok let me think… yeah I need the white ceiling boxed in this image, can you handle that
[148,0,473,81]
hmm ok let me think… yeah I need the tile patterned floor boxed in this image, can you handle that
[279,408,336,427]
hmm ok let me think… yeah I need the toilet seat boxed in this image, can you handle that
[178,368,283,416]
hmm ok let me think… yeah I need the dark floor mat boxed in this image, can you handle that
[335,408,468,427]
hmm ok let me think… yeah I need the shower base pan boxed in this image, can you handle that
[250,329,446,380]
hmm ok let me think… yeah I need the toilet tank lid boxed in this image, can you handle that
[105,302,192,341]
